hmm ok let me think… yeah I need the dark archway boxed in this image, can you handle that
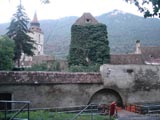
[88,89,123,107]
[0,93,12,110]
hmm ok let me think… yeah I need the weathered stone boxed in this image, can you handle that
[0,64,160,108]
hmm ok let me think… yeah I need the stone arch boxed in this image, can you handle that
[88,88,123,107]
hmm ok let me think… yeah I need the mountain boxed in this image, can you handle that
[0,10,160,59]
[98,10,160,54]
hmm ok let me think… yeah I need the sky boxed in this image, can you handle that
[0,0,143,23]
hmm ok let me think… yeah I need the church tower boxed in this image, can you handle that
[29,12,44,55]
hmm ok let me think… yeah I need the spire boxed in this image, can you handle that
[30,12,42,33]
[32,12,38,23]
[30,12,40,28]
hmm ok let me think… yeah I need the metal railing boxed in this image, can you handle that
[70,103,110,120]
[0,100,30,120]
[70,104,97,120]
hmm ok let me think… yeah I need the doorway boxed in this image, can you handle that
[0,93,12,110]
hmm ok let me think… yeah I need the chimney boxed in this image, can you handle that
[135,40,141,54]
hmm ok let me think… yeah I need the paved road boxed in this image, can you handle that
[117,110,160,120]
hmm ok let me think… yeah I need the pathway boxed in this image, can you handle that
[117,110,160,120]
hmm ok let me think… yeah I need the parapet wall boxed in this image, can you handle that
[100,64,160,103]
[0,72,103,108]
[1,65,160,108]
[0,71,102,84]
[100,64,160,89]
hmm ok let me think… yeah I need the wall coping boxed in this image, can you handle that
[0,71,102,85]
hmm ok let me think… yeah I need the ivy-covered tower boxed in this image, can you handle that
[68,13,110,67]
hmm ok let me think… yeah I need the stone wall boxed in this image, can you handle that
[100,64,160,104]
[0,72,102,84]
[0,84,103,108]
[0,65,160,109]
[0,72,103,108]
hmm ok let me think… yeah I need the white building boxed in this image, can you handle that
[20,12,45,67]
[29,12,44,56]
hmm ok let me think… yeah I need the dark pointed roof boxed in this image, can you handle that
[30,12,40,27]
[30,12,42,33]
[74,13,99,25]
[32,12,38,23]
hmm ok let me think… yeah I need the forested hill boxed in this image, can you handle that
[0,10,160,59]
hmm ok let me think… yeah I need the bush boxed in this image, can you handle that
[68,64,100,72]
[26,61,60,71]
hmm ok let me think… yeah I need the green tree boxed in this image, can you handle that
[125,0,160,18]
[41,0,50,3]
[7,2,35,67]
[68,24,110,67]
[26,61,61,71]
[0,36,15,70]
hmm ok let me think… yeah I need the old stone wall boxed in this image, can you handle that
[0,72,103,108]
[0,72,102,84]
[0,65,160,108]
[100,64,160,104]
[0,84,103,108]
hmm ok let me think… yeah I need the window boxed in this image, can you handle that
[85,19,91,23]
[39,34,41,43]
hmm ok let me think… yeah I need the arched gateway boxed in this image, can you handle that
[88,89,123,107]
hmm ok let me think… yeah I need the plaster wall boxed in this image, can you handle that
[100,64,160,104]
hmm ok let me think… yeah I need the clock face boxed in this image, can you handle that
[38,45,41,51]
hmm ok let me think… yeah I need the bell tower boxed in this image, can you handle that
[29,12,44,55]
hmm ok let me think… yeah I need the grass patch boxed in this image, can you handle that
[0,110,115,120]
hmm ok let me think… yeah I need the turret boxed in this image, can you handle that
[135,40,141,54]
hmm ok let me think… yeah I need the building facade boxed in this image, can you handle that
[28,12,44,56]
[21,12,45,67]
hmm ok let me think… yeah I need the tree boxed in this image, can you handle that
[26,61,61,71]
[125,0,160,18]
[41,0,50,3]
[68,24,110,67]
[7,2,35,67]
[0,36,15,70]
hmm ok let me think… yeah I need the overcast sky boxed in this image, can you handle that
[0,0,143,23]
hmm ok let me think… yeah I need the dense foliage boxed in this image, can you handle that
[68,24,110,67]
[0,36,15,70]
[68,64,100,72]
[41,0,50,3]
[26,61,61,71]
[7,3,35,67]
[125,0,160,18]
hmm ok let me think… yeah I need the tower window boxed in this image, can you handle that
[85,19,91,23]
[39,34,41,43]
